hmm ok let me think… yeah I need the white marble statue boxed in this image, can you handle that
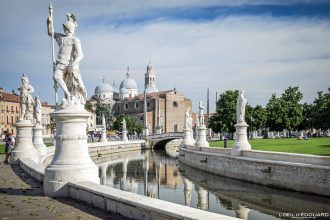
[47,12,87,106]
[33,96,42,125]
[198,101,205,126]
[185,108,193,130]
[102,114,106,129]
[236,90,247,124]
[122,118,127,131]
[18,74,35,121]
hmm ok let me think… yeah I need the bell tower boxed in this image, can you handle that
[145,62,158,93]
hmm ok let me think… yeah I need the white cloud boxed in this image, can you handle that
[0,1,329,113]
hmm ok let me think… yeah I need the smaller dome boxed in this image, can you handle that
[120,78,138,90]
[94,82,113,95]
[145,87,158,93]
[119,71,138,90]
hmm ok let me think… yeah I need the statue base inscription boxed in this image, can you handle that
[43,107,99,197]
[231,123,251,156]
[10,120,39,164]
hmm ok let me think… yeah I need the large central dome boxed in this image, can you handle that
[119,77,138,90]
[119,68,138,100]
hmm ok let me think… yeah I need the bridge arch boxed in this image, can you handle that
[152,138,180,149]
[148,133,184,149]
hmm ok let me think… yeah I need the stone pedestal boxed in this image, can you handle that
[33,124,47,156]
[44,107,99,197]
[195,125,209,148]
[100,129,107,142]
[10,120,39,164]
[231,123,251,156]
[181,127,194,147]
[122,130,128,143]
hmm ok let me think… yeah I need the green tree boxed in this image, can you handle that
[209,90,239,136]
[95,103,113,130]
[113,114,143,134]
[266,93,284,132]
[298,103,313,131]
[312,88,330,131]
[280,86,303,134]
[246,105,266,133]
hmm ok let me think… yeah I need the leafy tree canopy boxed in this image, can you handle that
[209,90,239,133]
[113,114,143,134]
[96,103,113,130]
[312,88,330,130]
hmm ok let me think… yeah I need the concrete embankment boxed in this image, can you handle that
[179,145,330,197]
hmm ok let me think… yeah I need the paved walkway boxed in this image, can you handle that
[0,155,130,220]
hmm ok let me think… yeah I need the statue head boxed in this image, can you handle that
[22,74,29,84]
[63,13,77,35]
[63,20,76,34]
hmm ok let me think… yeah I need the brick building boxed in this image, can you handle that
[0,88,55,136]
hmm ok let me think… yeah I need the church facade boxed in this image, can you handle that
[87,63,192,133]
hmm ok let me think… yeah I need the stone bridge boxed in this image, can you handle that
[148,132,184,149]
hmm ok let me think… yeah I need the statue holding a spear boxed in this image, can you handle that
[47,3,87,108]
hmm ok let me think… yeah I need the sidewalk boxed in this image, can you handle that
[0,155,130,220]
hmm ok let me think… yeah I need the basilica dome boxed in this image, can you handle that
[119,76,138,90]
[94,78,114,101]
[119,69,138,100]
[94,82,113,95]
[119,86,129,94]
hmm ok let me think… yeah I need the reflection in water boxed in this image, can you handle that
[183,178,192,206]
[95,148,330,220]
[195,184,208,210]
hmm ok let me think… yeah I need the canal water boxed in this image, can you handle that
[94,146,330,220]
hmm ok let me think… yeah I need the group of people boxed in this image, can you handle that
[2,131,15,164]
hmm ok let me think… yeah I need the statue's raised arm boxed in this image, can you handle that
[47,9,87,108]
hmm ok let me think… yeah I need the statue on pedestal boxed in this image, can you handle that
[44,4,99,197]
[236,90,247,124]
[47,12,87,107]
[34,96,42,125]
[18,74,35,121]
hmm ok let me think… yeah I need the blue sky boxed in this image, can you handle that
[0,0,330,112]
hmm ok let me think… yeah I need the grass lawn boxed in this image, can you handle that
[0,142,53,154]
[209,137,330,156]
